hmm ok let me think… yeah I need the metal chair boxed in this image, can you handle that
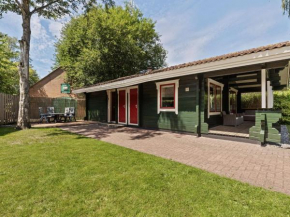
[70,107,76,122]
[46,107,55,122]
[64,107,70,122]
[39,107,48,123]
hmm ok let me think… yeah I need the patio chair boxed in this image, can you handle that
[69,107,76,122]
[46,107,55,122]
[64,107,75,122]
[39,107,48,123]
[64,107,70,122]
[222,111,244,127]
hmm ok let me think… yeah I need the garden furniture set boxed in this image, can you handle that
[39,107,76,123]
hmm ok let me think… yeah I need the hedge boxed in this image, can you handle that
[241,90,290,124]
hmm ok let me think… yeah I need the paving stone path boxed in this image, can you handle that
[61,124,290,195]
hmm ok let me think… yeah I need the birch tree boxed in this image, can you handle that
[0,0,114,129]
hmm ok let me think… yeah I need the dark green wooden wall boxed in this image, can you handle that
[140,75,199,133]
[87,91,107,122]
[86,75,207,133]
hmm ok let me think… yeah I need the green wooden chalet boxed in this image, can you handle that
[73,41,290,145]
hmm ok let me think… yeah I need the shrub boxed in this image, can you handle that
[273,90,290,124]
[241,90,290,124]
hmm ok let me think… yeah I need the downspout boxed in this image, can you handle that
[85,92,89,121]
[198,74,203,137]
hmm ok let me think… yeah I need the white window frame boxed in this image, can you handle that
[106,89,116,123]
[128,86,139,126]
[156,79,179,115]
[208,78,224,117]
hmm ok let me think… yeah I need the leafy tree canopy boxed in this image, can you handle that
[282,0,290,16]
[0,0,114,19]
[0,32,39,94]
[55,3,167,88]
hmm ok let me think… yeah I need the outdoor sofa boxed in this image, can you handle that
[222,111,244,127]
[243,110,256,121]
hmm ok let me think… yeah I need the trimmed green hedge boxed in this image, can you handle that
[241,90,290,124]
[241,92,261,110]
[273,90,290,123]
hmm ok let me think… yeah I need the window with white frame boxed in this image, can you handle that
[161,84,175,108]
[156,79,179,114]
[208,78,224,116]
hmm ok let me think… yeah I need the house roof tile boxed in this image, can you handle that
[74,41,290,90]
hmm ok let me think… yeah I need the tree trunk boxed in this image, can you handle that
[17,14,31,129]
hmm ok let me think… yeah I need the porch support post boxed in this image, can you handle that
[138,84,142,127]
[237,92,242,113]
[115,89,118,122]
[261,69,267,109]
[223,76,229,113]
[107,90,111,123]
[85,92,89,121]
[267,81,273,109]
[198,74,203,137]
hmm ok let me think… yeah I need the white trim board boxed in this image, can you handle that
[106,89,116,123]
[261,69,267,109]
[73,46,290,94]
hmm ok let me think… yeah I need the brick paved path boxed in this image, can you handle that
[61,124,290,195]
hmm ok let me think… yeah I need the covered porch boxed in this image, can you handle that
[209,121,255,138]
[204,60,289,143]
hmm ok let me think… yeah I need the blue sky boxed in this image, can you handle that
[0,0,289,78]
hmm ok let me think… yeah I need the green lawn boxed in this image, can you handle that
[0,128,290,216]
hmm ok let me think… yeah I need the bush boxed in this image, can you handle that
[273,90,290,124]
[241,90,290,124]
[241,92,261,109]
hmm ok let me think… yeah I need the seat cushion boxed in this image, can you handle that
[245,110,255,115]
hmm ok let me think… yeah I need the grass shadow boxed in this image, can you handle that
[60,124,165,141]
[0,127,20,137]
[43,128,93,141]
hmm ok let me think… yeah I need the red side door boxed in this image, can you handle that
[129,88,138,125]
[118,90,126,123]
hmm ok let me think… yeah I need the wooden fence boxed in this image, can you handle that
[30,97,86,121]
[0,93,19,125]
[0,93,86,125]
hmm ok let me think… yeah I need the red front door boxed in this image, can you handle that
[118,90,126,123]
[129,88,138,125]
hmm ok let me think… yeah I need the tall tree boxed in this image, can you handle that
[55,3,167,88]
[282,0,290,16]
[0,32,39,94]
[0,0,114,129]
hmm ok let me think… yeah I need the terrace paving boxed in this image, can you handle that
[61,123,290,195]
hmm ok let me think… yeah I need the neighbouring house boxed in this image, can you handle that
[73,41,290,145]
[29,67,81,99]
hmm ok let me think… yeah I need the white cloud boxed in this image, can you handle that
[0,12,22,38]
[48,15,69,39]
[155,2,286,67]
[31,15,54,50]
[48,21,63,38]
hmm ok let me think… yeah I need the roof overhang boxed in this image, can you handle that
[73,46,290,94]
